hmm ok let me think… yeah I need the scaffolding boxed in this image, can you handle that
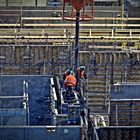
[0,45,72,75]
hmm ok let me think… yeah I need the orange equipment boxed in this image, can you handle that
[62,0,94,21]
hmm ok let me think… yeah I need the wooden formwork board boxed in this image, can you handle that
[0,45,71,75]
[110,100,140,126]
[97,127,140,140]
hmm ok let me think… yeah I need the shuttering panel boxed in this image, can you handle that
[110,100,140,126]
[22,0,35,6]
[37,0,46,6]
[8,0,22,6]
[0,0,6,6]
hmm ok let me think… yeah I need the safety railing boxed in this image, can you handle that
[23,80,29,125]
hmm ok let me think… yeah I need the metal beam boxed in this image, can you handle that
[0,35,139,39]
[1,23,140,27]
[0,96,27,99]
[22,17,140,21]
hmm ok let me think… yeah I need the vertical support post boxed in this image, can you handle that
[124,52,129,83]
[6,0,8,6]
[19,46,21,66]
[115,128,118,140]
[112,29,114,38]
[93,54,97,76]
[74,12,80,72]
[83,0,85,20]
[33,47,35,64]
[20,4,23,29]
[68,45,71,66]
[38,46,40,61]
[107,128,111,140]
[9,46,12,64]
[92,0,94,18]
[28,46,31,64]
[136,128,139,140]
[110,53,114,86]
[44,60,46,75]
[130,101,133,126]
[89,29,92,37]
[105,64,109,108]
[62,0,65,20]
[124,0,129,17]
[35,0,37,6]
[121,0,124,29]
[4,47,6,64]
[115,105,118,126]
[24,46,26,64]
[129,29,132,37]
[52,47,55,75]
[14,46,16,65]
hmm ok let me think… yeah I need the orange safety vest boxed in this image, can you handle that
[64,75,77,87]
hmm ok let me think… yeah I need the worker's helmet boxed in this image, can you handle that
[66,69,71,75]
[80,66,85,71]
[71,71,75,76]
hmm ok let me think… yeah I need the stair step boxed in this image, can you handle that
[88,99,105,103]
[88,85,106,87]
[88,80,106,83]
[87,90,106,93]
[88,87,105,91]
[87,93,108,96]
[88,102,106,106]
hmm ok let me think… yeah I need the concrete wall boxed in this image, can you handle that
[0,76,51,125]
[111,83,140,99]
[96,126,140,140]
[110,83,140,126]
[0,126,81,140]
[0,0,60,6]
[0,109,26,125]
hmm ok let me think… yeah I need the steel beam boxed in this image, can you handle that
[0,23,140,27]
[21,17,140,21]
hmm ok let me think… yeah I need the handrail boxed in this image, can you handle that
[23,80,29,125]
[0,96,27,99]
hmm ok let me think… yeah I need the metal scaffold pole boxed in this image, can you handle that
[121,0,124,29]
[74,12,80,72]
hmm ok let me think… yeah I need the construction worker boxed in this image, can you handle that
[75,66,87,90]
[64,74,77,95]
[76,66,87,80]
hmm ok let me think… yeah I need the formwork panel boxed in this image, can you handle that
[0,45,71,75]
[0,76,52,125]
[110,100,140,126]
[96,127,140,140]
[22,0,35,6]
[0,126,81,140]
[0,109,26,125]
